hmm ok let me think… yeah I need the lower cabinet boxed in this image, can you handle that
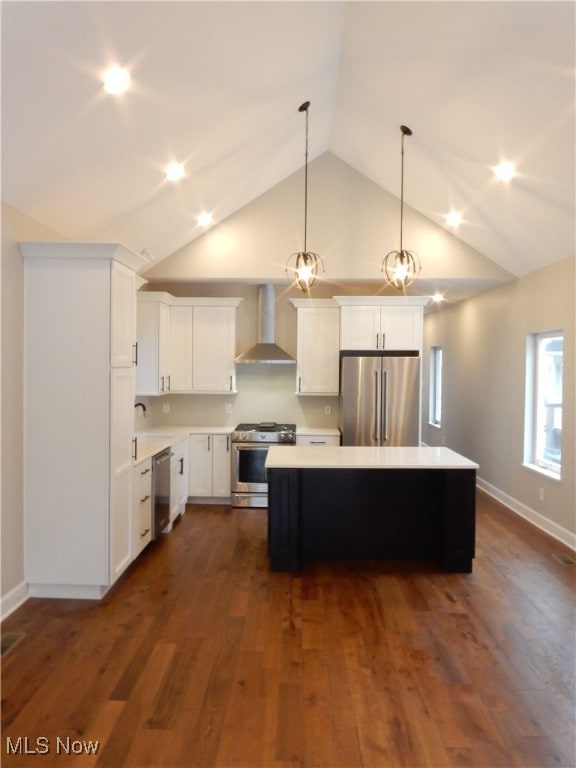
[189,433,231,499]
[132,457,152,558]
[170,437,190,521]
[296,433,341,447]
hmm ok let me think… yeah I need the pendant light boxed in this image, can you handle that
[286,101,324,292]
[382,125,421,289]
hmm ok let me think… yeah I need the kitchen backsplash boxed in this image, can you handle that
[134,364,340,429]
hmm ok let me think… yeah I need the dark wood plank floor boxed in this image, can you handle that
[2,491,575,767]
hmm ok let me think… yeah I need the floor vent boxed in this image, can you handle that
[1,633,24,657]
[552,553,575,566]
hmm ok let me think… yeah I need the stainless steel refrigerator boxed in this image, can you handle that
[340,351,421,446]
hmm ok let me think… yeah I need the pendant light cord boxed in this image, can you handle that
[303,104,309,255]
[399,130,405,254]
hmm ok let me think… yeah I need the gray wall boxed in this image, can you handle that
[1,203,64,615]
[422,257,575,543]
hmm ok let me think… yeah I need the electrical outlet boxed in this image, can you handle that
[324,405,331,415]
[225,402,232,414]
[163,402,170,414]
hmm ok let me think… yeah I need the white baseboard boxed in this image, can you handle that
[477,476,576,551]
[1,581,29,622]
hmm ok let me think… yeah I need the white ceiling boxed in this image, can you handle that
[2,1,574,284]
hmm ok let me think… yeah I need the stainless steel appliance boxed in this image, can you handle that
[152,449,172,538]
[231,422,296,507]
[340,351,420,446]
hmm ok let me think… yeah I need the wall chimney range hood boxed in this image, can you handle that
[235,284,295,364]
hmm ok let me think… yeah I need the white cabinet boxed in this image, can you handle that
[22,242,146,599]
[191,305,238,393]
[336,297,428,352]
[132,458,152,557]
[170,437,189,521]
[111,260,137,368]
[291,300,340,395]
[169,305,193,392]
[189,433,231,499]
[136,295,242,395]
[296,433,341,447]
[136,293,171,395]
[110,367,136,582]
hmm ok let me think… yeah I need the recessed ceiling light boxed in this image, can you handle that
[493,161,516,182]
[165,162,186,182]
[444,210,462,228]
[432,292,444,303]
[197,212,213,227]
[102,65,131,95]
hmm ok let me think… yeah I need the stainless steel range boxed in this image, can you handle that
[231,422,296,508]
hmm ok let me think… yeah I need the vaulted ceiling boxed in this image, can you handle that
[2,2,574,288]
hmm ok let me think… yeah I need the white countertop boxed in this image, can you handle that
[265,446,478,470]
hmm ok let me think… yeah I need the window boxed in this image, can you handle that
[525,331,563,476]
[429,346,443,426]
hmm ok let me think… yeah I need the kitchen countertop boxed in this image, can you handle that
[134,425,341,464]
[266,445,478,470]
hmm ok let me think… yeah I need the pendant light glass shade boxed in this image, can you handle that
[382,125,421,289]
[286,101,324,292]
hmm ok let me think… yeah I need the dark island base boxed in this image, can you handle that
[267,467,476,573]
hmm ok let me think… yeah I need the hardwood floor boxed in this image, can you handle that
[2,491,575,767]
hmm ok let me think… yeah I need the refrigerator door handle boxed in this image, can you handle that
[382,369,389,442]
[374,369,381,443]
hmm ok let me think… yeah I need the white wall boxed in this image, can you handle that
[1,203,64,617]
[422,258,575,544]
[145,152,513,293]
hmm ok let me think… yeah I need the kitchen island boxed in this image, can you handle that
[266,446,478,573]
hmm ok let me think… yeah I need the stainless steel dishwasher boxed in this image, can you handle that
[152,449,172,539]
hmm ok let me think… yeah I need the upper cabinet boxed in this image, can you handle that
[290,299,340,396]
[110,260,137,368]
[136,293,171,395]
[191,304,238,393]
[335,297,429,352]
[136,294,242,395]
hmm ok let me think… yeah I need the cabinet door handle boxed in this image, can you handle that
[132,437,138,461]
[141,528,150,538]
[207,435,211,451]
[140,494,150,503]
[167,375,171,391]
[381,332,385,350]
[376,333,379,349]
[179,457,184,475]
[132,342,138,366]
[226,435,230,452]
[298,376,302,393]
[140,467,150,476]
[229,374,234,391]
[160,376,165,392]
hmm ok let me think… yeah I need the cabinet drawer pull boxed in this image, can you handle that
[140,494,150,503]
[141,528,150,538]
[140,467,150,476]
[310,441,327,445]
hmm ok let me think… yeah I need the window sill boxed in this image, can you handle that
[522,462,562,482]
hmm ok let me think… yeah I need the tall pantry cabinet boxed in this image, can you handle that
[22,242,147,599]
